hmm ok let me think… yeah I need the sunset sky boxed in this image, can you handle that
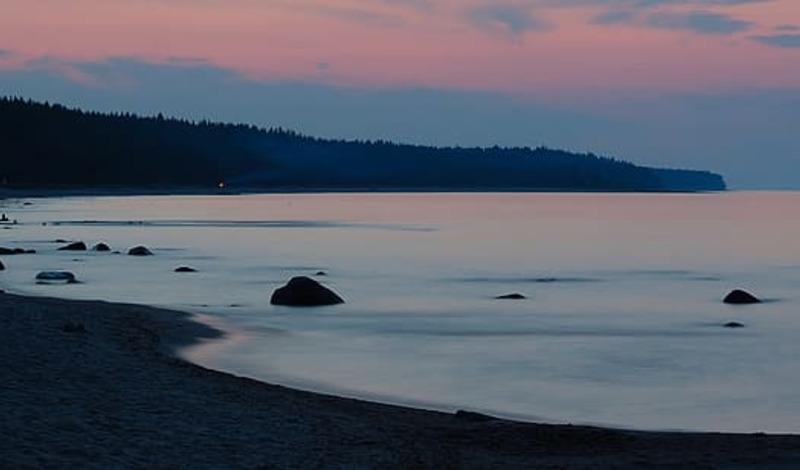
[2,0,798,188]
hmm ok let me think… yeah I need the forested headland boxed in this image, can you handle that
[0,97,726,192]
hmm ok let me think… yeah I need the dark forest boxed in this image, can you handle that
[0,97,726,192]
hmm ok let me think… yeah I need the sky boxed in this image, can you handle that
[1,0,798,188]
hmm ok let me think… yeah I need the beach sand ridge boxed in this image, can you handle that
[2,293,800,468]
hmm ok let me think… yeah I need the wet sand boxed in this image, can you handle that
[2,292,800,468]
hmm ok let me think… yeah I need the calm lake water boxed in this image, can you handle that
[1,191,799,432]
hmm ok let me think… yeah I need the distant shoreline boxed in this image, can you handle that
[0,185,723,200]
[2,291,800,467]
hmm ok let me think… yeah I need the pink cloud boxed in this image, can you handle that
[1,0,798,99]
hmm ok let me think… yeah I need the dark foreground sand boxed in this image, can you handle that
[2,293,800,468]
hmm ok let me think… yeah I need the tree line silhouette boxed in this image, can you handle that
[0,97,726,192]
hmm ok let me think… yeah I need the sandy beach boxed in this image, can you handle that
[1,292,799,468]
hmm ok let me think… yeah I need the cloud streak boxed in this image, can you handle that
[645,11,754,34]
[593,8,754,34]
[467,4,550,38]
[316,5,406,28]
[752,34,800,48]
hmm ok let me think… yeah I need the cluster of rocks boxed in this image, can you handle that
[54,241,114,252]
[0,238,772,322]
[53,240,156,256]
[1,241,159,286]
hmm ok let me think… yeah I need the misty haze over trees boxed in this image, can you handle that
[0,97,725,192]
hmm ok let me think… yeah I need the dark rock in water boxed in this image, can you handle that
[724,322,745,328]
[0,260,4,271]
[58,241,87,251]
[0,247,34,255]
[128,246,153,256]
[723,289,761,304]
[55,239,69,243]
[93,242,111,252]
[270,276,345,307]
[61,322,87,333]
[35,271,77,283]
[174,266,197,273]
[315,271,327,276]
[495,293,526,300]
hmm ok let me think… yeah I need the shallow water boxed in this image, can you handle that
[1,191,799,432]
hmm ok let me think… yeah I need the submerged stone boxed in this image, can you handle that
[58,241,87,251]
[35,271,77,283]
[174,266,198,273]
[495,293,526,300]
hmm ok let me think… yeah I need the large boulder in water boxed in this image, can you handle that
[93,242,111,252]
[723,289,761,304]
[128,246,153,256]
[0,260,4,270]
[270,276,345,307]
[58,241,87,251]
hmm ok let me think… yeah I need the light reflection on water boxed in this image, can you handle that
[1,191,800,432]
